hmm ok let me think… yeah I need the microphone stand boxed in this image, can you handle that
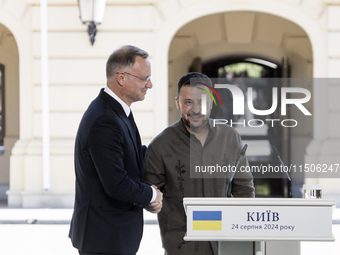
[271,145,292,198]
[226,144,248,197]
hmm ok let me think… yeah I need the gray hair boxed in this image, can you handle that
[106,45,149,79]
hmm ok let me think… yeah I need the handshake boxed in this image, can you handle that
[146,185,163,214]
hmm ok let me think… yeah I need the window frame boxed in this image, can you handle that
[0,64,5,148]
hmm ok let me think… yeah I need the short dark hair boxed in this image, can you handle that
[177,72,213,95]
[106,45,149,79]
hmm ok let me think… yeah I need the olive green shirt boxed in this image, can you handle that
[144,119,255,255]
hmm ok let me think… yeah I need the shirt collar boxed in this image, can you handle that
[104,86,131,117]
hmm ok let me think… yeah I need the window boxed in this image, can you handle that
[0,64,4,153]
[203,57,291,198]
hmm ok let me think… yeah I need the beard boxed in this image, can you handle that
[182,113,208,132]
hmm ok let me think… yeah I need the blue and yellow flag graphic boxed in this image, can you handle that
[192,211,222,231]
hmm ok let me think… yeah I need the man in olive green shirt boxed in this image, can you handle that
[144,72,255,255]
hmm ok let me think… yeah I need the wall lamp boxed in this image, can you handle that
[78,0,106,46]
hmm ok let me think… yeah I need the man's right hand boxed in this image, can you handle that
[146,185,163,213]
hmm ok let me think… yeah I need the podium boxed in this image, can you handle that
[183,198,335,255]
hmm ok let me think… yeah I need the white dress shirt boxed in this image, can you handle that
[104,86,157,203]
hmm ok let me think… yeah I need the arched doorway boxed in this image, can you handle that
[0,23,20,206]
[168,11,313,197]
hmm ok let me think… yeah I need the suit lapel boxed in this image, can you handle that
[99,89,141,163]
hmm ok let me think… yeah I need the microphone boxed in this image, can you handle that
[271,144,292,198]
[226,144,248,197]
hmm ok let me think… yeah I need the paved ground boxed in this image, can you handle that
[0,223,164,255]
[0,208,339,255]
[0,209,164,255]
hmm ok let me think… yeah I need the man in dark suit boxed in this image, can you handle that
[69,45,162,255]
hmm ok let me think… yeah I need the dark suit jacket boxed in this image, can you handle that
[69,88,152,254]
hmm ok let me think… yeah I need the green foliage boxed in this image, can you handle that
[218,62,264,78]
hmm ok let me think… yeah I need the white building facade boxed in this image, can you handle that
[0,0,339,208]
